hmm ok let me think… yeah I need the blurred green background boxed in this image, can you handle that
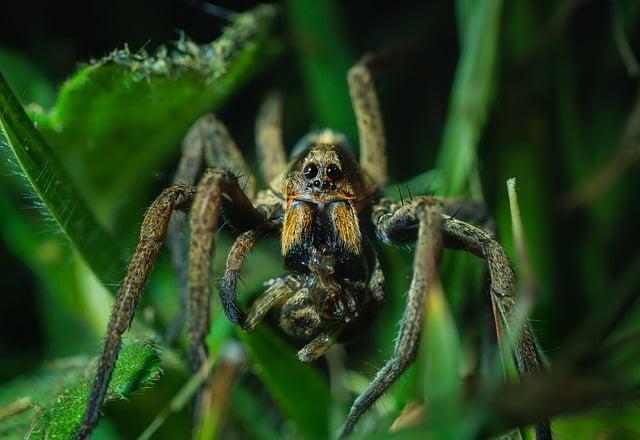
[1,0,640,439]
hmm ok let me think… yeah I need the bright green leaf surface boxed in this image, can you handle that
[0,5,281,288]
[0,339,161,439]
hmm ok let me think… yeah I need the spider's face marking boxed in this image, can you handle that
[284,131,365,206]
[281,134,365,261]
[292,146,354,202]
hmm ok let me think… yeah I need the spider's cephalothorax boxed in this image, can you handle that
[278,135,377,327]
[76,57,552,440]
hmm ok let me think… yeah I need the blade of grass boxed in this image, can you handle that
[0,74,124,285]
[423,280,465,438]
[435,0,504,197]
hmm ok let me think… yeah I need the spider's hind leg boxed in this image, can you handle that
[441,214,552,439]
[188,168,262,373]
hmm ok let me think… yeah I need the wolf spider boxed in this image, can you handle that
[76,56,551,439]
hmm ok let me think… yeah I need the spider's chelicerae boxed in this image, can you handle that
[77,56,551,439]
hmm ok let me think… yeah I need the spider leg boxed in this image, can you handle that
[76,185,195,440]
[166,115,258,342]
[188,168,263,374]
[373,197,551,439]
[341,200,442,438]
[220,220,281,325]
[368,249,385,303]
[441,215,552,439]
[440,197,497,235]
[256,92,287,183]
[348,55,388,187]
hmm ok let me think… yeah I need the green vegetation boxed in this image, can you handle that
[1,1,639,439]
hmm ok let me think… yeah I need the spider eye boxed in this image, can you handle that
[303,163,318,179]
[326,164,342,180]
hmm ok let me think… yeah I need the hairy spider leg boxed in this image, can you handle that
[166,115,258,342]
[441,214,552,440]
[341,199,443,438]
[188,168,262,372]
[188,167,264,427]
[371,196,552,439]
[348,56,388,188]
[256,91,287,183]
[241,276,301,332]
[440,197,498,236]
[76,185,196,440]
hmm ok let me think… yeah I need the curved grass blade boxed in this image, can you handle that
[0,73,124,285]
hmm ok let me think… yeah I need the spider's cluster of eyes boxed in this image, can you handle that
[303,162,342,191]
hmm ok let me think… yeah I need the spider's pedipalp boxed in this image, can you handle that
[220,220,281,325]
[341,199,442,438]
[76,185,195,440]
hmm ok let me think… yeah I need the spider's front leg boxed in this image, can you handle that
[188,168,263,372]
[341,200,443,438]
[167,114,257,342]
[373,197,552,439]
[441,215,552,439]
[76,185,195,440]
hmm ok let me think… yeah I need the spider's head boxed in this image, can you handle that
[284,129,365,206]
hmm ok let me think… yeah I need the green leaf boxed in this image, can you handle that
[34,5,280,236]
[0,5,281,288]
[238,325,331,440]
[0,49,55,108]
[0,339,161,439]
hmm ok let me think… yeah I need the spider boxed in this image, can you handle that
[75,55,551,439]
